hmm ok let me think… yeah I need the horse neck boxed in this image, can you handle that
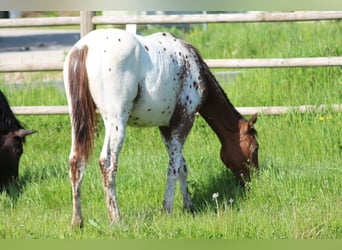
[0,91,23,132]
[199,70,244,146]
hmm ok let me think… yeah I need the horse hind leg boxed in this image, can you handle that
[68,144,86,228]
[99,119,127,224]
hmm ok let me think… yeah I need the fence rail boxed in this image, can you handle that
[0,16,80,27]
[2,57,342,73]
[1,11,342,28]
[1,11,342,115]
[92,11,342,25]
[12,104,342,116]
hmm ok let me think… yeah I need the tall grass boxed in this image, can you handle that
[0,21,341,239]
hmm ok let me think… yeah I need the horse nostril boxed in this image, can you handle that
[11,176,18,183]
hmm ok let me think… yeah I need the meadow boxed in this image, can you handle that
[0,20,341,239]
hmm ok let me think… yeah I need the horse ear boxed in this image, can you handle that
[248,113,258,128]
[15,129,37,139]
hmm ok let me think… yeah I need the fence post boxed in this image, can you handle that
[80,11,95,37]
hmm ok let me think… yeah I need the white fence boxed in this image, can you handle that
[1,11,342,115]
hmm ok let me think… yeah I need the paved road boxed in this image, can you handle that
[0,28,79,52]
[0,29,80,84]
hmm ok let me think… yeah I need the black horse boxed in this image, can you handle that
[0,91,36,188]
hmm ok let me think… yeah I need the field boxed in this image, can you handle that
[0,21,341,239]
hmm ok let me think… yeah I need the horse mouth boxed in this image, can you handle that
[12,176,19,183]
[244,158,259,170]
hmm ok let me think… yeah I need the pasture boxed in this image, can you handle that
[0,20,341,239]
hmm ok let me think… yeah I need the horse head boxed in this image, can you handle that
[0,91,36,188]
[220,113,259,186]
[0,128,36,188]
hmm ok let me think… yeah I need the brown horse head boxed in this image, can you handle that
[0,90,36,188]
[220,113,259,185]
[0,129,36,187]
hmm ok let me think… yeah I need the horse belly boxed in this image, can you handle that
[128,79,179,127]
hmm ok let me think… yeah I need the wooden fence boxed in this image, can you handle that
[11,104,342,116]
[1,11,342,115]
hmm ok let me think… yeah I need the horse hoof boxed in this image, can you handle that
[71,218,83,229]
[183,204,195,217]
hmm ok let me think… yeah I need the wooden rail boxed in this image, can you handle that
[205,57,342,68]
[1,11,341,28]
[2,57,342,73]
[12,104,342,116]
[92,11,342,25]
[0,16,80,27]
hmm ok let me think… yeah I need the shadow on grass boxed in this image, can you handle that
[0,182,22,203]
[0,164,65,203]
[189,167,247,213]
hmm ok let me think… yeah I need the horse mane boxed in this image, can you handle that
[185,43,244,121]
[0,91,24,133]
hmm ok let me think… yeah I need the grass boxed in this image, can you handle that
[0,21,341,239]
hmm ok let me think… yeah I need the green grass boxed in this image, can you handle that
[0,21,341,239]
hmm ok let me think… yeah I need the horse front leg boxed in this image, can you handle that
[163,156,179,213]
[179,157,195,215]
[160,126,194,214]
[162,143,194,214]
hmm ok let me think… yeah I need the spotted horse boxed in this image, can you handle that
[63,28,259,228]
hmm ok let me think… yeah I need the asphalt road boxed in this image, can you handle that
[0,29,80,84]
[0,29,80,53]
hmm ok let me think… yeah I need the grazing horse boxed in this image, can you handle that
[63,29,259,228]
[0,91,36,188]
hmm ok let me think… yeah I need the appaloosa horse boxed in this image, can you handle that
[0,91,36,188]
[63,29,259,228]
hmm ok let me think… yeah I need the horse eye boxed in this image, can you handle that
[13,146,22,155]
[252,144,259,152]
[12,139,23,155]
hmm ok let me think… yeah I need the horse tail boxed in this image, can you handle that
[66,45,96,162]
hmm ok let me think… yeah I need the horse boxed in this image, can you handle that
[63,28,259,228]
[0,91,36,189]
